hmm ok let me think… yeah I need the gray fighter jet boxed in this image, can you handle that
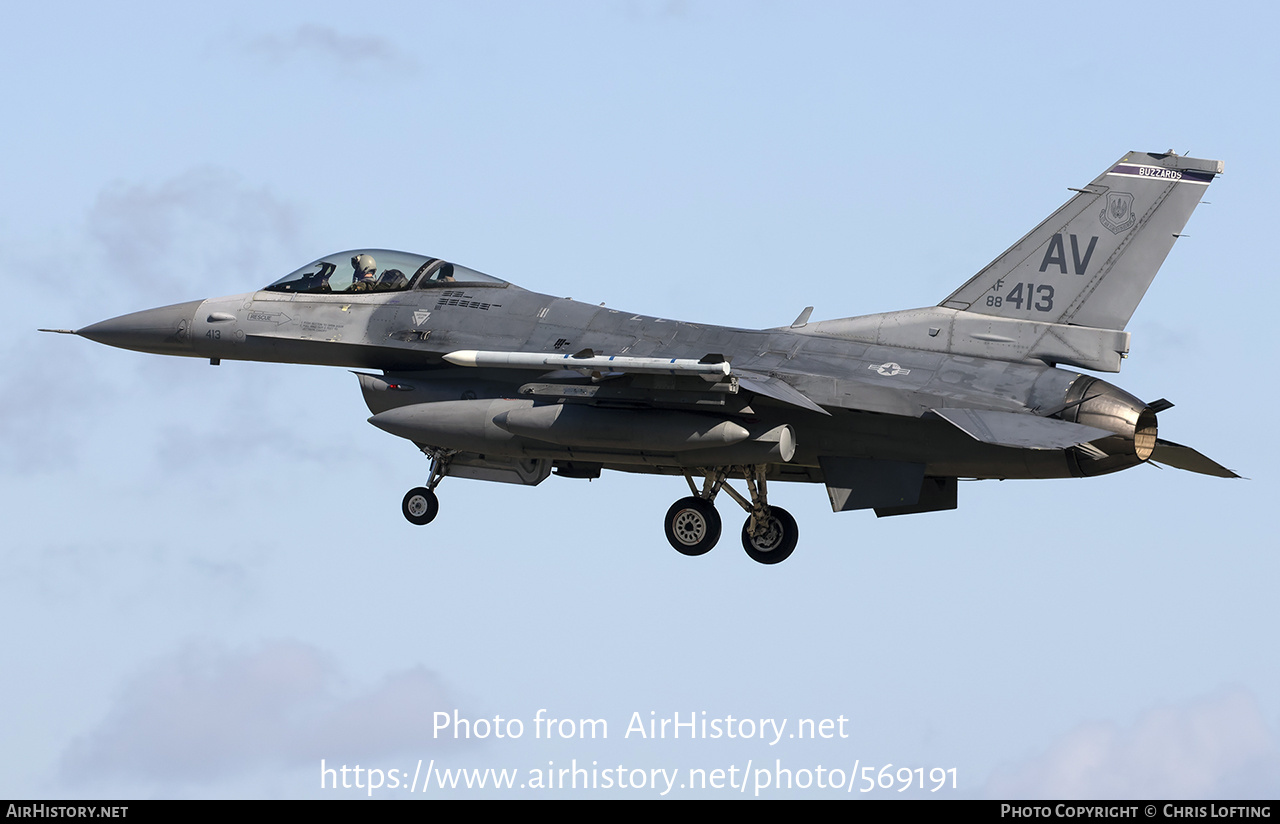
[47,151,1237,564]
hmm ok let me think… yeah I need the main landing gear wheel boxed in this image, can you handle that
[664,497,721,556]
[741,506,798,565]
[402,487,439,526]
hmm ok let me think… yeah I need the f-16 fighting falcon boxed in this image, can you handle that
[45,151,1237,565]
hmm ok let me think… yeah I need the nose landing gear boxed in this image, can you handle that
[401,448,453,527]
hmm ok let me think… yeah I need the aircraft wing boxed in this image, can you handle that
[932,407,1113,450]
[1150,438,1242,478]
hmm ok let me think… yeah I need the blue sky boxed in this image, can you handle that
[3,0,1277,799]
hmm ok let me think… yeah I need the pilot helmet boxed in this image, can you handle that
[351,254,377,278]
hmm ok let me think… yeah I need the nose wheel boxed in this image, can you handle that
[402,487,439,525]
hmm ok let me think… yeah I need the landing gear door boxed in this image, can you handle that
[449,454,552,486]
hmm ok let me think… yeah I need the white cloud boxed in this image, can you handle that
[5,170,298,473]
[243,25,416,76]
[87,167,297,303]
[61,639,459,784]
[985,688,1280,799]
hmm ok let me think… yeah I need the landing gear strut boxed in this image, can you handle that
[662,465,799,564]
[401,448,453,526]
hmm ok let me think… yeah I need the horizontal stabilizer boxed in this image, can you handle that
[1150,438,1241,478]
[933,407,1112,450]
[737,371,831,416]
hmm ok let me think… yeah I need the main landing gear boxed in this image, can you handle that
[662,466,799,565]
[401,448,453,526]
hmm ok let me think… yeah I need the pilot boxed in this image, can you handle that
[349,254,378,291]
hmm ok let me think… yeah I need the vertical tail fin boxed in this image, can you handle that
[940,151,1222,330]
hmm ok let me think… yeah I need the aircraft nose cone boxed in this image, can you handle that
[77,300,204,355]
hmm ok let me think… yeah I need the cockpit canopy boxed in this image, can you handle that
[264,250,505,294]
